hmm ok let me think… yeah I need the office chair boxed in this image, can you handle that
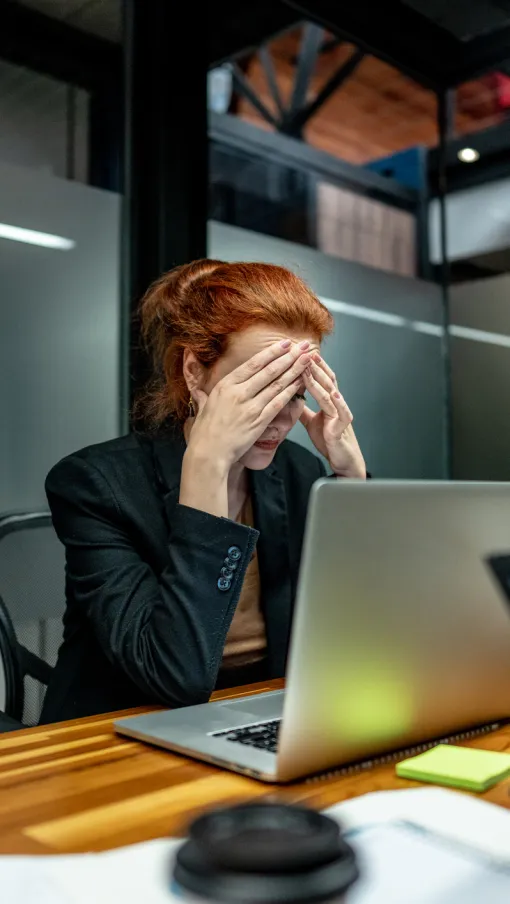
[0,512,66,726]
[0,593,53,731]
[0,594,24,732]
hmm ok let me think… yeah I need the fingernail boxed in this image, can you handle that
[280,339,291,348]
[333,391,341,399]
[299,340,310,350]
[301,354,311,364]
[313,354,322,362]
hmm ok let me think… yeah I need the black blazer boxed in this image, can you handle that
[40,426,326,723]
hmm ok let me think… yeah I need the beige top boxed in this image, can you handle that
[221,496,267,669]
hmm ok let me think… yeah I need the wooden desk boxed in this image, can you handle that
[0,679,509,855]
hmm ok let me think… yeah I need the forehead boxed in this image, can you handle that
[226,324,320,363]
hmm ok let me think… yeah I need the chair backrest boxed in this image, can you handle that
[0,594,23,721]
[0,513,66,725]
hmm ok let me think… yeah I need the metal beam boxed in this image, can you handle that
[437,90,453,480]
[259,46,285,118]
[445,88,456,141]
[123,0,208,422]
[88,83,123,193]
[415,147,431,281]
[209,112,418,210]
[288,24,324,115]
[231,63,279,127]
[282,48,364,136]
[0,0,120,90]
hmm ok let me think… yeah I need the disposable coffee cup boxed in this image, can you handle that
[172,802,359,904]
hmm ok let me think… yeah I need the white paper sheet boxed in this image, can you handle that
[1,840,179,904]
[346,822,510,904]
[45,839,180,904]
[2,860,73,904]
[326,787,510,864]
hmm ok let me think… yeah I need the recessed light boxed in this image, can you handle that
[457,147,480,163]
[0,223,75,249]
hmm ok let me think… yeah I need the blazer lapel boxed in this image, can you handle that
[251,461,293,678]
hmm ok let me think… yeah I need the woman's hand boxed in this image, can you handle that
[300,355,366,479]
[180,340,312,517]
[189,339,312,468]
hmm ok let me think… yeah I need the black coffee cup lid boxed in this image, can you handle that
[173,803,358,904]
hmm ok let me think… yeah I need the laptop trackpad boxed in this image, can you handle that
[217,690,284,724]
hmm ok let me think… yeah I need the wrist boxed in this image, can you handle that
[180,446,229,518]
[184,442,231,480]
[333,465,367,479]
[330,454,366,479]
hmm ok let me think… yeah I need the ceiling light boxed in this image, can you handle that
[0,223,75,249]
[457,147,480,163]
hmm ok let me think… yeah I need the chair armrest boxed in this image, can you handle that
[17,645,54,686]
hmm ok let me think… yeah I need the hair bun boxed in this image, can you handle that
[167,259,224,311]
[148,259,225,336]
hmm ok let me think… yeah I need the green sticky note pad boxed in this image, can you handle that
[396,744,510,792]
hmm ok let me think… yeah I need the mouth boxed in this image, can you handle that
[254,438,280,451]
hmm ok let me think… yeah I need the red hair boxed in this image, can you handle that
[135,258,334,426]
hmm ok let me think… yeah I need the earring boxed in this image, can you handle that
[188,394,195,418]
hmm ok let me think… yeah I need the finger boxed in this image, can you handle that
[310,360,335,394]
[256,352,311,407]
[312,354,337,386]
[229,340,309,389]
[299,405,315,429]
[242,342,311,396]
[331,390,353,428]
[304,369,337,417]
[261,377,307,421]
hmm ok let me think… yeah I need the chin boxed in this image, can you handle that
[240,445,279,470]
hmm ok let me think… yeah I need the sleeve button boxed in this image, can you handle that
[227,546,242,561]
[217,577,231,591]
[220,565,234,578]
[224,556,238,570]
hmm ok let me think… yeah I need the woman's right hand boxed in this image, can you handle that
[188,339,311,469]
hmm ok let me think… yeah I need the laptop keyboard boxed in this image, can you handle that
[214,719,281,754]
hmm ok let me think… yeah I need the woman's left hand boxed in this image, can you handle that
[300,354,366,479]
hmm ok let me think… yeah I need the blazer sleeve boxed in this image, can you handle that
[46,455,259,708]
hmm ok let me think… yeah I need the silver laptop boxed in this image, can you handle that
[115,480,510,782]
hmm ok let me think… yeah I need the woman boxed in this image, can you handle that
[41,260,366,722]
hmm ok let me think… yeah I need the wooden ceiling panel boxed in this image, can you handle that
[237,27,507,164]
